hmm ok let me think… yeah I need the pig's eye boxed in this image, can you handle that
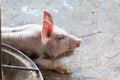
[58,35,65,40]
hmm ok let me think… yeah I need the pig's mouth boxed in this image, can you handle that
[68,44,80,52]
[65,50,74,53]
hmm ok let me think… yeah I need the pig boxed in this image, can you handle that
[1,10,82,74]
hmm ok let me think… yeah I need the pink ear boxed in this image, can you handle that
[42,20,53,42]
[43,10,54,25]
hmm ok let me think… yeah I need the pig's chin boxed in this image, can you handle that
[68,46,79,52]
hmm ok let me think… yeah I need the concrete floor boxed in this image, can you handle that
[1,0,120,80]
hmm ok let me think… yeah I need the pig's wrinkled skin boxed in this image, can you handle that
[1,10,82,74]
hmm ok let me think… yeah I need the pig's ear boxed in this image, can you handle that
[43,10,54,25]
[42,20,53,42]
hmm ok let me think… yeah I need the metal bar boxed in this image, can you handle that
[2,64,39,71]
[0,48,3,80]
[0,6,3,80]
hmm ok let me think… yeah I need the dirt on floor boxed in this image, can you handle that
[1,0,120,80]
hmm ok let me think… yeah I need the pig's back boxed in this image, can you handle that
[1,24,43,56]
[1,24,42,33]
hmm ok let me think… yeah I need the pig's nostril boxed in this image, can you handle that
[76,41,81,47]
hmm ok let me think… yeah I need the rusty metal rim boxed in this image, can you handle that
[1,43,44,80]
[2,64,39,71]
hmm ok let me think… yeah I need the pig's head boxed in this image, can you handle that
[41,10,82,58]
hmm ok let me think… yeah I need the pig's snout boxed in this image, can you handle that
[76,38,82,47]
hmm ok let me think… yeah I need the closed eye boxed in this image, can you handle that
[58,35,65,40]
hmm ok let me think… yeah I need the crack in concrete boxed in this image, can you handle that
[80,31,102,38]
[105,52,120,64]
[106,52,120,59]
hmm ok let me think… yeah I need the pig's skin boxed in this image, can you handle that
[1,10,82,74]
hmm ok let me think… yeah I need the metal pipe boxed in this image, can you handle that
[0,49,3,80]
[2,64,39,71]
[0,5,3,80]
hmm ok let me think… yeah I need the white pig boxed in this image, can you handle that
[1,10,82,74]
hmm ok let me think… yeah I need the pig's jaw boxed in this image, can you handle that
[44,48,76,58]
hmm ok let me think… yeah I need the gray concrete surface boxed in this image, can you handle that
[1,0,120,80]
